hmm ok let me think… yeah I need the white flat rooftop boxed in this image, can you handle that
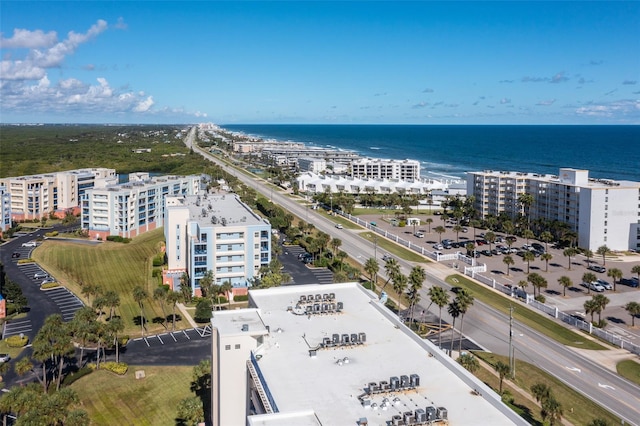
[246,282,524,426]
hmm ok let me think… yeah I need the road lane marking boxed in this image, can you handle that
[565,366,581,373]
[598,383,615,390]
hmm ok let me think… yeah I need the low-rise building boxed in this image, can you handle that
[351,158,421,181]
[164,192,271,297]
[467,168,640,251]
[0,186,11,233]
[81,173,200,239]
[210,283,525,426]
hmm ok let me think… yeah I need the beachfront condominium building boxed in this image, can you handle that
[467,168,640,251]
[81,173,201,240]
[0,186,11,233]
[164,193,271,298]
[209,282,526,426]
[350,158,421,181]
[0,168,117,221]
[297,157,327,174]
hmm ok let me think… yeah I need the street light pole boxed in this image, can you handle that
[509,305,515,379]
[374,235,378,259]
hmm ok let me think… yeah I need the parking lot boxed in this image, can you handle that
[358,212,640,341]
[280,245,334,285]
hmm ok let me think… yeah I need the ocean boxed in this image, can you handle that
[222,125,639,182]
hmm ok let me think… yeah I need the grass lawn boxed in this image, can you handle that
[474,352,621,426]
[445,274,606,350]
[360,231,429,263]
[31,228,173,336]
[616,359,640,386]
[71,365,193,425]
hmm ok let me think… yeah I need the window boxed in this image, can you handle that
[225,345,231,350]
[604,221,607,226]
[235,344,241,349]
[605,213,608,218]
[605,197,608,202]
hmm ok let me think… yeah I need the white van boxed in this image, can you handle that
[34,272,49,279]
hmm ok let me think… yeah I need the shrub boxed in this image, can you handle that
[61,366,93,386]
[194,299,213,323]
[5,335,29,347]
[534,294,546,303]
[101,361,129,375]
[234,295,249,302]
[44,231,59,237]
[16,258,35,264]
[152,268,162,278]
[152,254,165,267]
[106,235,131,244]
[40,282,60,290]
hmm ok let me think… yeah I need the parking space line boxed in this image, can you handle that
[157,335,164,345]
[182,330,191,340]
[143,337,150,347]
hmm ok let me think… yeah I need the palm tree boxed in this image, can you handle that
[541,395,563,425]
[522,229,535,246]
[582,272,597,294]
[107,317,125,363]
[632,264,640,282]
[103,290,120,320]
[593,294,610,323]
[199,270,215,299]
[220,280,233,309]
[540,252,553,272]
[584,249,594,265]
[408,266,426,324]
[392,272,408,299]
[447,300,461,356]
[434,226,446,243]
[518,280,529,295]
[132,286,149,337]
[453,224,463,243]
[456,289,474,352]
[557,276,572,297]
[624,301,640,327]
[563,247,578,270]
[428,286,450,349]
[383,258,400,289]
[522,250,535,274]
[457,353,479,373]
[539,230,554,252]
[527,273,547,297]
[70,306,97,368]
[494,360,510,394]
[518,193,534,227]
[426,217,433,233]
[330,238,342,256]
[596,245,611,266]
[503,255,514,276]
[167,290,184,331]
[606,268,622,291]
[364,257,379,287]
[484,231,496,253]
[154,287,169,326]
[584,298,599,323]
[531,382,551,403]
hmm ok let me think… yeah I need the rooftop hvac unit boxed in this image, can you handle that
[379,380,389,390]
[306,305,313,314]
[329,292,335,300]
[403,411,415,424]
[361,399,371,407]
[314,304,320,312]
[323,337,331,346]
[309,350,317,358]
[390,376,399,390]
[300,295,307,302]
[241,324,249,332]
[415,408,426,422]
[332,333,340,344]
[400,375,409,387]
[359,332,367,342]
[337,302,344,310]
[368,382,378,393]
[392,415,402,426]
[315,294,322,301]
[330,303,336,311]
[323,293,329,301]
[322,303,328,312]
[437,407,448,420]
[425,406,437,421]
[351,333,358,343]
[342,334,350,343]
[308,294,314,302]
[410,373,420,387]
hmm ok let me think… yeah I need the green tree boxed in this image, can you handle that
[541,394,563,425]
[176,396,204,426]
[539,231,554,252]
[540,252,553,272]
[531,382,551,403]
[593,294,610,323]
[103,290,120,321]
[606,267,622,291]
[453,224,463,243]
[527,273,547,297]
[107,317,125,363]
[596,245,611,266]
[584,248,594,265]
[624,301,640,327]
[484,231,496,253]
[198,270,215,299]
[582,272,597,295]
[457,353,479,373]
[383,257,400,289]
[364,257,380,287]
[167,290,184,331]
[32,314,75,391]
[425,217,433,233]
[503,255,514,276]
[563,247,578,270]
[132,286,149,336]
[456,289,474,352]
[557,276,572,297]
[154,286,169,326]
[428,285,450,349]
[433,225,446,243]
[632,264,640,282]
[220,280,233,309]
[584,298,599,323]
[518,193,534,228]
[522,250,535,274]
[447,300,461,356]
[330,238,342,256]
[587,419,609,426]
[494,360,510,394]
[408,266,426,324]
[392,272,408,299]
[70,306,98,368]
[522,228,535,246]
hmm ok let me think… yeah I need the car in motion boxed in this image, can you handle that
[22,241,37,248]
[334,223,343,229]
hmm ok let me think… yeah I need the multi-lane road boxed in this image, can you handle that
[187,126,640,425]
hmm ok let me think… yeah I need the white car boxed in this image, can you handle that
[432,243,443,250]
[335,223,343,229]
[584,281,605,292]
[22,241,37,247]
[596,279,612,290]
[0,354,10,363]
[414,232,425,238]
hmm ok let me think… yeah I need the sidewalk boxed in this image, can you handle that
[176,302,198,328]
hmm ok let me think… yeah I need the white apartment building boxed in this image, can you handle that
[0,168,116,221]
[164,193,271,297]
[81,173,200,240]
[467,168,640,251]
[210,283,525,426]
[297,157,327,174]
[297,172,457,195]
[351,158,421,181]
[0,186,11,233]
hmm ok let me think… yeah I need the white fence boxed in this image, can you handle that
[335,208,640,356]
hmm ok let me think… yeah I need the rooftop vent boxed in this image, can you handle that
[241,324,248,332]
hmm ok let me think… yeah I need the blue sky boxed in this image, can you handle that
[1,1,638,124]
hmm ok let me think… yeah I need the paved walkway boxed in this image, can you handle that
[176,302,198,328]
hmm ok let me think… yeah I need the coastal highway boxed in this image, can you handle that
[185,127,640,424]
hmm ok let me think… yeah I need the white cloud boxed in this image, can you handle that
[0,28,57,49]
[536,99,556,106]
[133,96,154,112]
[575,99,640,118]
[499,98,511,104]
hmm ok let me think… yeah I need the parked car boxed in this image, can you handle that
[0,354,10,363]
[581,281,605,292]
[414,232,425,238]
[622,277,639,288]
[22,241,37,247]
[41,277,56,285]
[34,272,49,279]
[531,243,545,253]
[432,243,443,250]
[588,265,606,273]
[11,252,20,258]
[596,279,612,290]
[334,223,343,229]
